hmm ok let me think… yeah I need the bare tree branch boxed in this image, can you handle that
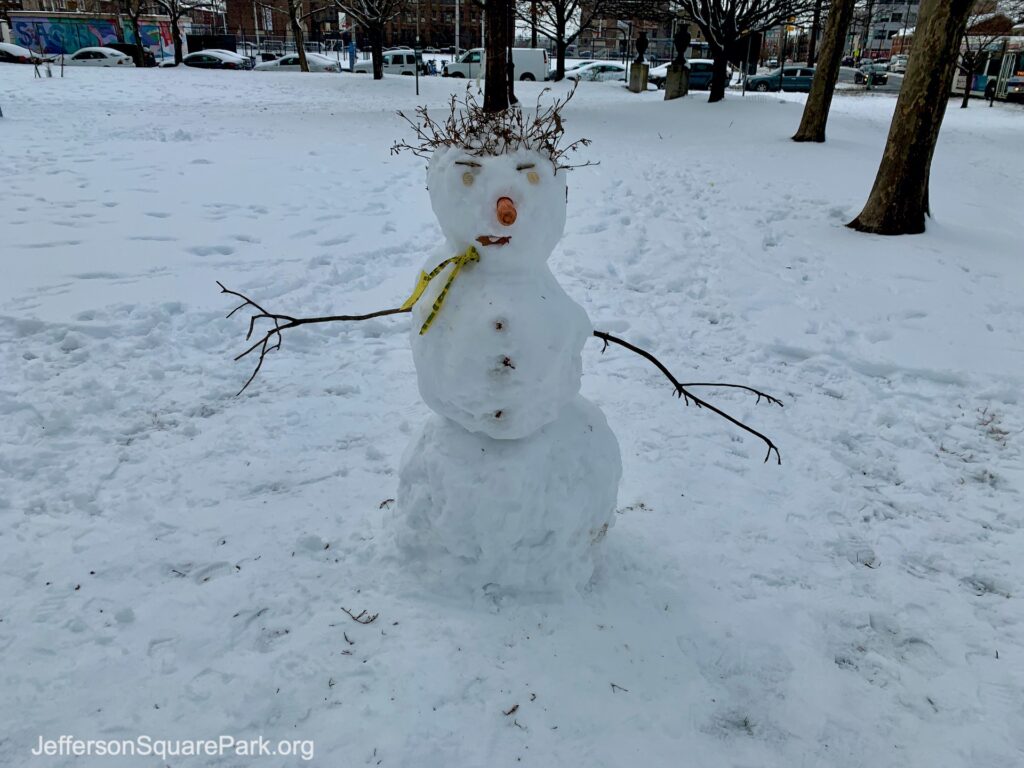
[218,281,410,395]
[593,330,783,464]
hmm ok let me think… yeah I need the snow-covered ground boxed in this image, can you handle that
[1,67,1022,767]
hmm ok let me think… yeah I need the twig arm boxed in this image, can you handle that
[218,281,410,395]
[592,330,782,465]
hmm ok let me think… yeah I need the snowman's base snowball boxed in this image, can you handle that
[395,395,621,597]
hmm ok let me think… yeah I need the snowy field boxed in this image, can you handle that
[1,67,1023,767]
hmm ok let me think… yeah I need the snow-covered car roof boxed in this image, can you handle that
[0,42,35,57]
[71,46,131,56]
[185,49,247,62]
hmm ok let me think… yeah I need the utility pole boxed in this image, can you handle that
[455,0,460,55]
[415,0,420,94]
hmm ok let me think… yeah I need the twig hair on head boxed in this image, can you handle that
[391,84,594,170]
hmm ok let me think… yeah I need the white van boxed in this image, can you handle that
[353,48,421,75]
[443,47,549,81]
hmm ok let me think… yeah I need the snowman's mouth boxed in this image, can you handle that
[476,235,511,247]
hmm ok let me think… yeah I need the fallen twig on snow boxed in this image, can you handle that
[341,607,379,625]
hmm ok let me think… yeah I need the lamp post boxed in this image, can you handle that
[415,0,420,94]
[455,0,460,57]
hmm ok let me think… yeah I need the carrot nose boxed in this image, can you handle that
[496,197,517,227]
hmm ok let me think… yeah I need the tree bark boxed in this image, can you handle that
[847,0,974,235]
[793,0,856,142]
[708,41,729,103]
[483,0,509,113]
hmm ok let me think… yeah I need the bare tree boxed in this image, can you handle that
[513,0,651,82]
[153,0,217,64]
[847,0,975,235]
[121,0,149,69]
[956,1,1022,107]
[335,0,407,78]
[805,0,823,65]
[677,0,818,102]
[792,0,856,141]
[259,0,325,71]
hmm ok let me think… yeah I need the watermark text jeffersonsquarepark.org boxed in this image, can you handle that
[32,735,315,761]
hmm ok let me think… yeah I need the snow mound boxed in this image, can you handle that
[395,395,621,596]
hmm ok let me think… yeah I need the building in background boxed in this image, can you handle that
[380,0,484,50]
[222,0,484,51]
[578,1,700,62]
[849,0,920,59]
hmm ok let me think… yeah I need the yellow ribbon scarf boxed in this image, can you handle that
[400,246,480,335]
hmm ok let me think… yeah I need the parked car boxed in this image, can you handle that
[255,52,342,72]
[58,47,135,67]
[563,61,627,82]
[888,54,908,73]
[181,50,252,70]
[205,48,256,67]
[101,42,157,67]
[747,66,814,92]
[841,55,856,67]
[648,58,716,90]
[443,47,549,81]
[855,65,889,86]
[354,49,422,75]
[0,42,47,64]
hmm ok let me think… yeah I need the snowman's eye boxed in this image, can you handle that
[516,163,539,184]
[455,160,480,186]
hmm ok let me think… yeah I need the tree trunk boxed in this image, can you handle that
[806,0,824,66]
[506,0,517,105]
[370,24,384,79]
[554,37,567,81]
[959,53,974,108]
[287,0,309,72]
[483,0,509,113]
[708,41,729,103]
[553,9,566,81]
[859,0,874,59]
[131,13,145,68]
[848,0,974,236]
[172,15,183,64]
[793,0,856,142]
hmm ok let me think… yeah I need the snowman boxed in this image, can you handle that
[394,136,621,597]
[220,91,781,598]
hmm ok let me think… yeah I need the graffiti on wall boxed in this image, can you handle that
[10,15,173,58]
[12,17,120,55]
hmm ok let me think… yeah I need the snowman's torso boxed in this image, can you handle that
[410,255,591,439]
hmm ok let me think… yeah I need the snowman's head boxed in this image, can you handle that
[426,146,567,263]
[392,87,590,264]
